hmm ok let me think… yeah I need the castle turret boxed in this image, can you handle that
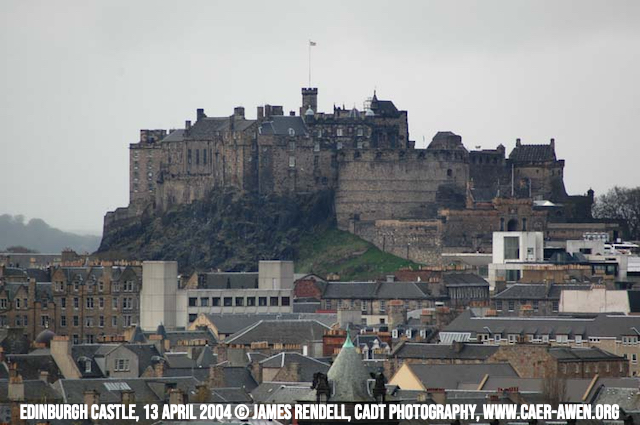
[301,87,318,116]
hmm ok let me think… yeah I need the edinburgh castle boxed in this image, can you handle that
[103,87,619,264]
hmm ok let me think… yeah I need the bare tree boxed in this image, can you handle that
[592,186,640,240]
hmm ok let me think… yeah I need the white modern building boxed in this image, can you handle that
[140,260,294,331]
[488,231,544,290]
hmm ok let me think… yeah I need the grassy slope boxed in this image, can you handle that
[295,227,421,281]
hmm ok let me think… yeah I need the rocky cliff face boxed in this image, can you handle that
[97,189,335,273]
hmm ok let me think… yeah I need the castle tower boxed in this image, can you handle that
[301,87,318,116]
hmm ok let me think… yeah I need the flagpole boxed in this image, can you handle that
[308,40,311,87]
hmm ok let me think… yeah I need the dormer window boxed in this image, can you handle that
[288,128,296,137]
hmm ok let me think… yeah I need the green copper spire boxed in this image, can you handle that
[343,331,354,348]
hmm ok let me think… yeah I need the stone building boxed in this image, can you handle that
[50,265,142,344]
[0,278,55,343]
[104,85,620,265]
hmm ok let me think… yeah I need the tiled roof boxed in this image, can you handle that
[204,313,336,335]
[492,283,591,300]
[187,117,256,139]
[260,352,329,382]
[259,116,308,136]
[321,281,437,300]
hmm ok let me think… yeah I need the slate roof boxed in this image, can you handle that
[26,268,50,282]
[252,382,313,403]
[369,95,401,118]
[124,344,162,375]
[509,143,556,162]
[151,329,217,347]
[198,272,259,289]
[71,345,104,378]
[443,309,640,340]
[260,352,329,382]
[259,116,308,136]
[161,129,186,143]
[187,117,256,139]
[204,313,336,336]
[443,273,489,286]
[549,346,625,361]
[321,281,435,300]
[224,320,330,345]
[404,363,517,390]
[6,353,63,382]
[56,377,199,403]
[390,342,498,360]
[493,283,591,300]
[165,352,196,369]
[0,379,62,402]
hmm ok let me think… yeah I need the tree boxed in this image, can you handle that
[592,186,640,240]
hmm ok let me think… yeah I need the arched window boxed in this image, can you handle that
[507,218,518,231]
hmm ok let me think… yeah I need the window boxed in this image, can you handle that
[289,141,296,151]
[73,335,79,344]
[314,142,320,152]
[532,300,539,312]
[85,360,92,373]
[115,359,130,372]
[86,297,94,309]
[623,336,639,345]
[289,156,296,168]
[575,335,583,345]
[589,337,601,343]
[542,335,549,343]
[246,297,256,307]
[496,300,503,311]
[259,297,267,306]
[494,334,501,343]
[508,301,515,312]
[188,298,197,307]
[200,297,209,307]
[337,128,343,137]
[61,316,67,327]
[552,301,559,313]
[357,141,363,149]
[212,298,220,307]
[557,335,568,343]
[123,297,133,310]
[361,300,368,311]
[235,297,244,307]
[61,298,66,309]
[99,297,104,309]
[337,141,343,150]
[270,297,279,306]
[40,315,49,327]
[188,149,192,164]
[124,315,132,326]
[99,316,104,327]
[203,149,207,165]
[99,281,104,292]
[85,317,94,327]
[288,128,296,137]
[357,128,364,137]
[447,169,453,177]
[508,334,518,344]
[379,301,386,312]
[113,297,119,310]
[189,314,197,323]
[317,129,323,137]
[504,236,520,260]
[632,354,638,364]
[505,270,520,282]
[0,299,6,309]
[224,297,233,307]
[281,297,290,306]
[112,316,117,327]
[15,299,20,309]
[74,297,79,309]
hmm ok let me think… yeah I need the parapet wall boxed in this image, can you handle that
[335,149,468,228]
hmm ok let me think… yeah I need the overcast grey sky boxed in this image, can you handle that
[1,0,639,235]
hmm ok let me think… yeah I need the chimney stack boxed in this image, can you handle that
[197,108,205,121]
[516,138,521,147]
[257,106,264,121]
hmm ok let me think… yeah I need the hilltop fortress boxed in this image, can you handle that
[104,88,618,264]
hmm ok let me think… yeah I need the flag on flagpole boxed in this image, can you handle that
[309,40,317,46]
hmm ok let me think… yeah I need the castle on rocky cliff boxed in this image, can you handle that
[104,87,619,264]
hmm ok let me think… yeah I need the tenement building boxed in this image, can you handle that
[104,86,620,264]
